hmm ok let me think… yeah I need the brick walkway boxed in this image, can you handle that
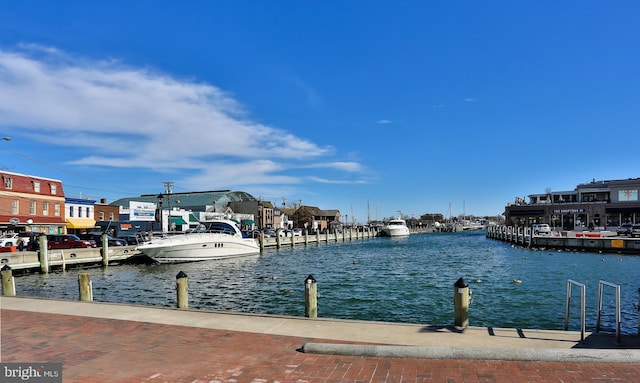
[2,310,639,383]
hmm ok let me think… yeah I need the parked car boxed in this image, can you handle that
[631,225,640,238]
[616,223,634,236]
[78,233,127,247]
[263,229,276,238]
[0,233,20,247]
[293,228,303,236]
[46,234,93,249]
[532,224,551,234]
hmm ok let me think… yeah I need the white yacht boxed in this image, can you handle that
[138,220,259,263]
[382,217,410,237]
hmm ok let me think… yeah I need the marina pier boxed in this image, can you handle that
[486,225,640,254]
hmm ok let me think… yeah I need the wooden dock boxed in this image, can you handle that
[0,245,140,273]
[486,225,640,254]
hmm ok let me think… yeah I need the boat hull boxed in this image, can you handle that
[138,233,260,263]
[382,227,411,237]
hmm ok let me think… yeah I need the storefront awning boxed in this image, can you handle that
[66,218,97,229]
[241,219,254,225]
[189,213,199,223]
[170,217,188,225]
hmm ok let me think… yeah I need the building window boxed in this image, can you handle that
[51,184,57,195]
[4,177,12,189]
[54,204,60,216]
[69,206,74,217]
[34,181,40,193]
[109,212,114,220]
[30,201,36,215]
[99,212,104,220]
[43,202,49,216]
[12,200,18,214]
[86,207,90,218]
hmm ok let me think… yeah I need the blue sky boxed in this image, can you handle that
[0,1,638,222]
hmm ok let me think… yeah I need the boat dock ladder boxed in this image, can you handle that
[565,279,622,344]
[596,280,621,345]
[565,279,586,341]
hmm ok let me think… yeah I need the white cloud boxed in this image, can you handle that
[377,119,392,124]
[0,46,367,189]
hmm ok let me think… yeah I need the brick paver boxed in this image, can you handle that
[2,309,639,383]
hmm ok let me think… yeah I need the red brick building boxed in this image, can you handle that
[0,171,66,234]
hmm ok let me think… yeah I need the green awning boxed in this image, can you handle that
[189,213,199,222]
[242,219,254,225]
[170,217,188,225]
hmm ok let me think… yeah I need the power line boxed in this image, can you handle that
[0,146,145,196]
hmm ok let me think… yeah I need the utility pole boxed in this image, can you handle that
[163,182,174,231]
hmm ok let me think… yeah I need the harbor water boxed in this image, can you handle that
[11,231,640,334]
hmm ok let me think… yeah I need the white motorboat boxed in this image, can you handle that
[138,220,259,263]
[382,217,410,237]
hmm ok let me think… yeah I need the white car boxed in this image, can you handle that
[0,233,20,247]
[532,224,551,234]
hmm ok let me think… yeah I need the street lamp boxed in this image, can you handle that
[157,194,164,232]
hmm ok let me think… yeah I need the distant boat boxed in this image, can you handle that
[382,216,410,237]
[460,220,486,231]
[138,219,260,263]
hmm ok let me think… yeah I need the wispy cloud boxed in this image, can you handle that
[464,98,476,102]
[377,119,392,124]
[0,46,366,191]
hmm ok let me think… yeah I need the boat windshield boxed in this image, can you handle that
[191,222,237,235]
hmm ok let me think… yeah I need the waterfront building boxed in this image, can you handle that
[504,178,640,230]
[0,170,66,234]
[65,197,96,234]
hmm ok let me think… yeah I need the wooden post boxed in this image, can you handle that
[1,265,16,296]
[78,273,93,301]
[176,271,188,309]
[276,229,282,249]
[39,235,49,274]
[454,277,469,328]
[101,233,109,267]
[290,231,295,247]
[259,230,264,252]
[316,230,320,244]
[304,274,317,318]
[304,229,308,246]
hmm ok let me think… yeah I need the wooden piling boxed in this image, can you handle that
[39,235,49,274]
[454,277,469,327]
[101,233,109,267]
[304,274,317,318]
[1,265,16,296]
[176,271,188,309]
[78,273,93,301]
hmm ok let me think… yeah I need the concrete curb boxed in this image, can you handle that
[301,343,640,364]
